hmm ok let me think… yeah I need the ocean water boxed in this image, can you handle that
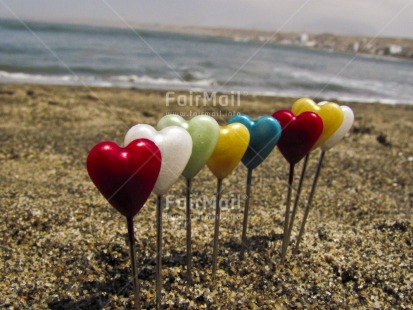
[0,18,412,104]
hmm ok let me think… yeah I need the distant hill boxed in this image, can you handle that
[132,23,413,60]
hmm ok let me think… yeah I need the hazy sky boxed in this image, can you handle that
[1,0,412,38]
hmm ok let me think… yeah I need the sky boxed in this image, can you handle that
[0,0,412,38]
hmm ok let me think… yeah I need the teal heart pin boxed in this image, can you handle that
[227,114,281,259]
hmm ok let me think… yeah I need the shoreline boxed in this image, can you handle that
[1,82,413,107]
[1,83,412,308]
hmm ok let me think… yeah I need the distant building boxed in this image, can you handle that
[295,33,316,47]
[352,42,360,53]
[299,33,308,43]
[385,45,403,55]
[279,39,292,45]
[304,41,316,47]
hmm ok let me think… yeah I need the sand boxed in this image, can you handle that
[0,84,412,309]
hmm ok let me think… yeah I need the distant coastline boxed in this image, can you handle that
[2,17,412,60]
[132,24,413,61]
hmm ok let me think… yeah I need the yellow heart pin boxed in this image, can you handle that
[292,98,344,150]
[207,123,250,180]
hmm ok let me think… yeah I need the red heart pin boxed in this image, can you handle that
[87,139,162,218]
[272,110,323,165]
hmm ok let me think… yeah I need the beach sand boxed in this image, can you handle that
[1,84,412,309]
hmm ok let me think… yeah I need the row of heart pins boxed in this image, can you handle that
[87,98,354,309]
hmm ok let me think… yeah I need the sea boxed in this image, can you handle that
[1,18,412,105]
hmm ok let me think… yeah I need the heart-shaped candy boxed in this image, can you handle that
[207,123,250,179]
[292,98,344,150]
[272,110,323,165]
[227,114,281,169]
[321,105,354,151]
[87,139,162,218]
[124,124,192,195]
[156,115,220,179]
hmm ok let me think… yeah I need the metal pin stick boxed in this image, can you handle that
[185,178,193,285]
[285,154,309,254]
[240,168,253,260]
[212,178,223,281]
[126,217,141,310]
[156,195,163,310]
[294,150,325,254]
[280,164,295,263]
